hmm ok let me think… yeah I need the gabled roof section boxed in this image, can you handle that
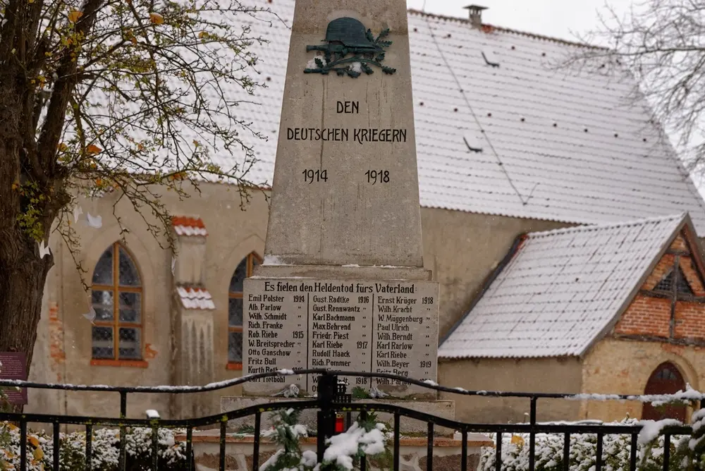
[217,2,705,233]
[438,213,693,359]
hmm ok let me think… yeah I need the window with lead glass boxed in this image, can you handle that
[228,252,261,366]
[91,242,143,361]
[654,266,694,296]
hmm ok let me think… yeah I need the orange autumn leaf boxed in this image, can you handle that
[68,10,83,22]
[95,179,103,186]
[169,172,187,181]
[86,144,102,155]
[28,436,40,447]
[149,12,164,25]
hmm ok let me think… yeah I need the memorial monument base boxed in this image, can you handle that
[243,273,440,398]
[221,396,457,435]
[180,431,492,471]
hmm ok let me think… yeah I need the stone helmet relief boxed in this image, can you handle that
[304,17,397,78]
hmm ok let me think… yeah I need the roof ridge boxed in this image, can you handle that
[526,213,688,239]
[407,9,607,50]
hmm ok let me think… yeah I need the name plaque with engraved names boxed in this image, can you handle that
[242,279,439,397]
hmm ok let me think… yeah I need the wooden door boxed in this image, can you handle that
[642,362,686,421]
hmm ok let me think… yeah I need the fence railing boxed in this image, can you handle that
[0,369,702,471]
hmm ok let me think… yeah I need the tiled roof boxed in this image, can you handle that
[221,2,705,233]
[176,286,215,310]
[172,217,208,237]
[438,213,690,359]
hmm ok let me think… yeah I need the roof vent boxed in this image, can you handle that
[463,133,483,153]
[464,5,487,29]
[482,50,500,67]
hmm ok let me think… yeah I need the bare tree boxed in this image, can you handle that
[0,0,272,376]
[568,0,705,170]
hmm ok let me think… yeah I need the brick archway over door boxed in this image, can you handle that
[642,362,686,421]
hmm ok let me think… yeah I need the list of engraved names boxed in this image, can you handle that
[243,279,439,394]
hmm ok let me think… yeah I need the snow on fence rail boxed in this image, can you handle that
[0,370,704,471]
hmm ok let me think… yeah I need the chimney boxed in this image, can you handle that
[464,4,488,29]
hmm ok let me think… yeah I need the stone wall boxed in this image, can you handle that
[438,357,583,423]
[185,433,491,471]
[580,338,704,421]
[221,396,456,434]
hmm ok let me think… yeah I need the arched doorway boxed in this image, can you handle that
[642,362,686,421]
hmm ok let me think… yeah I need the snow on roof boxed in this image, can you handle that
[171,216,208,237]
[176,286,215,310]
[220,3,705,233]
[438,213,690,359]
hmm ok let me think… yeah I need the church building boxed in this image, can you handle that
[27,1,705,423]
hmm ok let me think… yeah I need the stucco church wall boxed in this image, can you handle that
[27,182,568,417]
[438,357,583,423]
[580,338,704,421]
[28,183,269,418]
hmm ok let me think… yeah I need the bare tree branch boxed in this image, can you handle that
[565,0,705,171]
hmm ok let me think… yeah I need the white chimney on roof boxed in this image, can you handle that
[464,5,488,29]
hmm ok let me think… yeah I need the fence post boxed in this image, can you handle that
[316,372,338,461]
[119,392,127,471]
[529,397,537,471]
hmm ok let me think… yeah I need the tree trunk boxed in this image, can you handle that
[0,243,51,367]
[0,81,53,389]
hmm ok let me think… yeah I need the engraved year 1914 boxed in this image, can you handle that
[302,169,328,183]
[365,170,390,184]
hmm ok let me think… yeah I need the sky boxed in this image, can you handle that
[405,0,633,43]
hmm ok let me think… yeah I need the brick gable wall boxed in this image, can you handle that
[616,296,671,337]
[614,232,705,342]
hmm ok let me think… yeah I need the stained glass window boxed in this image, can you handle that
[228,253,261,364]
[91,242,143,361]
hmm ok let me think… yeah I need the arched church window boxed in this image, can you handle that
[228,252,261,369]
[91,242,143,362]
[643,362,686,421]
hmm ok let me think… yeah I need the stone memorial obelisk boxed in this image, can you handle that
[243,0,439,397]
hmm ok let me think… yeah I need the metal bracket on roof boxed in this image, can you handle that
[482,51,500,68]
[463,135,483,153]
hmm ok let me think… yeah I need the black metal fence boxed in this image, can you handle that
[0,369,702,471]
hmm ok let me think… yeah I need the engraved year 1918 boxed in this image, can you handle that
[302,169,328,183]
[365,170,390,184]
